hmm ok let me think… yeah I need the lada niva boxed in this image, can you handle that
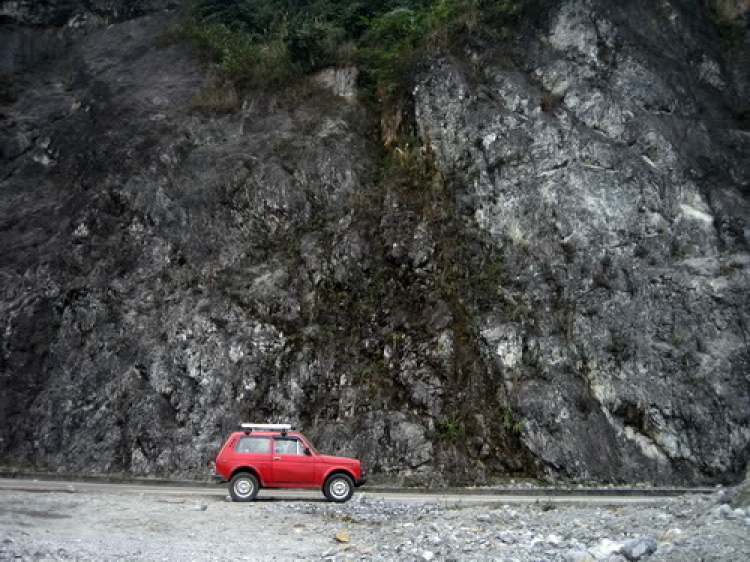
[215,423,366,502]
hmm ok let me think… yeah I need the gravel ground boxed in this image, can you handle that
[0,488,748,561]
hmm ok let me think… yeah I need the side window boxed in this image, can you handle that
[273,438,302,455]
[236,436,271,454]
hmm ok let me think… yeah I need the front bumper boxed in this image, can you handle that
[354,477,367,488]
[212,473,226,483]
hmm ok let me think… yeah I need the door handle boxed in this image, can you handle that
[273,456,282,460]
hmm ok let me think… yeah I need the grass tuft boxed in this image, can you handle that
[189,78,242,113]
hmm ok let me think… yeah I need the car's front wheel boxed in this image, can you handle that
[323,474,354,503]
[229,472,259,502]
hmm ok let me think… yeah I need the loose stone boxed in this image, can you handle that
[620,535,657,561]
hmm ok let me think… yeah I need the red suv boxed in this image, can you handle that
[214,424,367,502]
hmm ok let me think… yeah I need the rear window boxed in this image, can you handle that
[235,436,271,454]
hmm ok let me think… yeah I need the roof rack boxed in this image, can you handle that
[239,423,294,435]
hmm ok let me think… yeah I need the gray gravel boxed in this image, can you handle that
[1,488,749,561]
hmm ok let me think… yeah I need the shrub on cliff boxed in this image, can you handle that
[185,0,527,90]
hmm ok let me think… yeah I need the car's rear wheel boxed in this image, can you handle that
[229,472,259,502]
[324,474,354,503]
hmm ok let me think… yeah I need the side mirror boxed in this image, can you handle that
[304,447,312,456]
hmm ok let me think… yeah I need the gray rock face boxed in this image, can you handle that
[0,27,71,73]
[0,1,177,74]
[0,0,748,484]
[0,0,177,26]
[729,470,750,509]
[413,0,750,484]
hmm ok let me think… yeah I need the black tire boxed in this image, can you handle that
[323,473,354,503]
[229,472,259,502]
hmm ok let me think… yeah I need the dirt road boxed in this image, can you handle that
[1,478,747,561]
[0,478,687,506]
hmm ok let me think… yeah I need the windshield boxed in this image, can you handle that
[301,435,320,455]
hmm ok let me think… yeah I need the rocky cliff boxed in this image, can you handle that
[1,0,748,485]
[0,0,177,26]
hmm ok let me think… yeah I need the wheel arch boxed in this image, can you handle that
[322,468,356,487]
[230,466,264,487]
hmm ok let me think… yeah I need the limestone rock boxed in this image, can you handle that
[620,535,657,561]
[0,0,748,486]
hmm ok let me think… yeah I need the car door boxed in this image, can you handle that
[270,436,316,486]
[233,435,272,484]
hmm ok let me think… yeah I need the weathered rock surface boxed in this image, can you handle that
[730,470,750,507]
[0,0,748,484]
[412,0,750,484]
[0,0,177,26]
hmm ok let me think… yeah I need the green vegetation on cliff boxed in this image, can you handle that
[186,0,527,90]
